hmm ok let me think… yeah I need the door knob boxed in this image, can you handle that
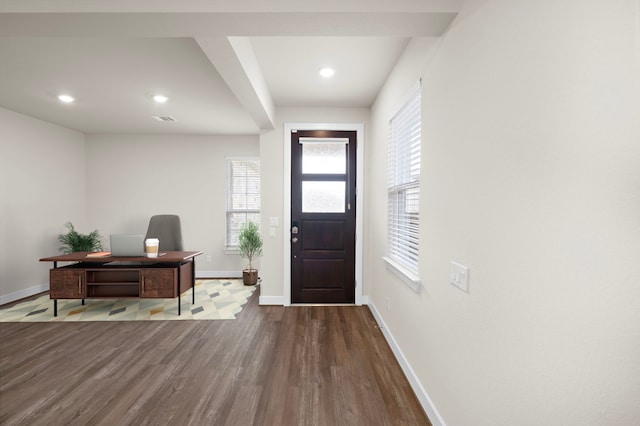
[291,237,298,243]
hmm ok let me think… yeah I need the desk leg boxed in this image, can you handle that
[53,262,58,317]
[178,265,181,316]
[192,259,196,305]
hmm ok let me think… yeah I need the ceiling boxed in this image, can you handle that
[0,0,460,135]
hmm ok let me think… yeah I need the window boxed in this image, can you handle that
[385,82,422,290]
[300,137,349,213]
[226,158,260,248]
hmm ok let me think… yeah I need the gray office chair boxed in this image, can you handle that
[145,214,184,251]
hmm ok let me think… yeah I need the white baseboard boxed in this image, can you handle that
[0,282,49,305]
[196,270,242,279]
[367,301,446,426]
[259,295,284,305]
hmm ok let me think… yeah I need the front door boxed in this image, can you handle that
[291,129,357,304]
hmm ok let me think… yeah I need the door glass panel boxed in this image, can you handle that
[301,139,347,174]
[302,181,345,213]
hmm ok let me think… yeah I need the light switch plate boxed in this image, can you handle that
[269,216,279,227]
[450,261,469,292]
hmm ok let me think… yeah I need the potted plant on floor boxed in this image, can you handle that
[238,221,263,286]
[58,221,104,254]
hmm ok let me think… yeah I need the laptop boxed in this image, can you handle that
[109,234,145,257]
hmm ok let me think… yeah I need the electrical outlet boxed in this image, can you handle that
[206,255,212,263]
[450,261,469,292]
[386,297,391,311]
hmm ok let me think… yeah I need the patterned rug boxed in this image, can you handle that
[0,279,256,322]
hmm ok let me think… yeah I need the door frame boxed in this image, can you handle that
[283,122,364,306]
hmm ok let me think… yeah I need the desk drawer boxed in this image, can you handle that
[140,269,176,298]
[50,269,85,299]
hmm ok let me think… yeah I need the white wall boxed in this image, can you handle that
[367,1,640,425]
[0,107,86,302]
[258,107,370,302]
[85,133,259,276]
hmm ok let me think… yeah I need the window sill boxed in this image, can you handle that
[224,248,240,255]
[383,257,421,293]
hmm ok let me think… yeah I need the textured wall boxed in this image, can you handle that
[367,1,640,424]
[85,133,259,275]
[0,107,86,300]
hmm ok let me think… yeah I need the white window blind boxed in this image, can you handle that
[226,158,260,248]
[387,82,421,275]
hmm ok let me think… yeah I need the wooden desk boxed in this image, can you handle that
[40,251,203,316]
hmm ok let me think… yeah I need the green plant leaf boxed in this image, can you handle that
[58,221,104,254]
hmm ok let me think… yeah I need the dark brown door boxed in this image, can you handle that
[291,129,357,303]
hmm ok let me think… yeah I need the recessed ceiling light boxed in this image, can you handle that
[153,94,169,103]
[57,94,75,103]
[319,67,335,78]
[152,115,176,122]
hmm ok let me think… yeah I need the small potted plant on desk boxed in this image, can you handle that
[238,221,263,286]
[58,221,104,253]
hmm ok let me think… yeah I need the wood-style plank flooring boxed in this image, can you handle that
[0,289,430,425]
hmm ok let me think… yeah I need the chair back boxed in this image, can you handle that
[145,214,184,251]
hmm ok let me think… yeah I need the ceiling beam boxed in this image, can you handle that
[0,12,457,37]
[196,37,275,130]
[0,0,462,14]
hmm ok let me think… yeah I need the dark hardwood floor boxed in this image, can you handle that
[0,289,430,425]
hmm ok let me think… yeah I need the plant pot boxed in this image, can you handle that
[243,269,258,286]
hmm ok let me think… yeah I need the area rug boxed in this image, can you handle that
[0,279,256,322]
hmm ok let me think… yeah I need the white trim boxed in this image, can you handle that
[368,300,446,426]
[196,270,242,279]
[283,122,365,306]
[0,282,49,305]
[383,256,422,293]
[259,295,285,305]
